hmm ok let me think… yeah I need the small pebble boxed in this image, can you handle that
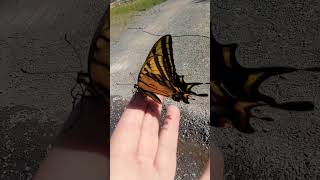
[25,166,31,171]
[253,163,257,168]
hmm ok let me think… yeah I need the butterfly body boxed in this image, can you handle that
[135,35,208,104]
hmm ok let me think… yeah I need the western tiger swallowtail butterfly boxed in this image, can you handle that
[135,35,208,104]
[74,6,110,102]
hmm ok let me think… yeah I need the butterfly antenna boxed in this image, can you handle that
[20,68,77,75]
[116,83,134,86]
[21,33,83,75]
[129,72,137,83]
[64,33,83,70]
[70,84,79,109]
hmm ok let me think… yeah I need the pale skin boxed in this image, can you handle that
[111,94,181,180]
[111,93,213,179]
[33,93,220,180]
[33,96,109,180]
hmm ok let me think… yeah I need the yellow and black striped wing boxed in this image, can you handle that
[87,6,110,100]
[211,28,316,133]
[139,35,177,81]
[137,36,179,103]
[137,35,207,104]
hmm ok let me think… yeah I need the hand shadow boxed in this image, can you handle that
[56,95,109,156]
[126,92,162,119]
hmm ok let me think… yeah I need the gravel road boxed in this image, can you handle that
[110,0,210,179]
[0,0,106,179]
[212,1,320,179]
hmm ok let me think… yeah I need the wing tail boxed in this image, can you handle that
[185,83,208,97]
[302,67,320,72]
[270,101,314,111]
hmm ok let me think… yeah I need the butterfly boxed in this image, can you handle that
[210,29,320,133]
[73,6,110,103]
[135,35,208,104]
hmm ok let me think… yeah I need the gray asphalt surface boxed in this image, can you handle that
[212,0,320,179]
[0,0,106,179]
[110,0,210,179]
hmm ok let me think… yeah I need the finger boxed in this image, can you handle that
[136,95,163,163]
[199,161,210,180]
[110,93,148,156]
[155,105,180,173]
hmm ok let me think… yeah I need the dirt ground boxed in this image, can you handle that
[110,0,210,179]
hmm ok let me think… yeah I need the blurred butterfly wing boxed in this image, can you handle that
[87,6,110,99]
[212,32,315,109]
[210,31,314,133]
[211,32,260,133]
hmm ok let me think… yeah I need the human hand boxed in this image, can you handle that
[33,96,108,180]
[110,93,180,180]
[199,161,210,180]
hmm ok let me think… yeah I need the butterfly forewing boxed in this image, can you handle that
[136,35,208,103]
